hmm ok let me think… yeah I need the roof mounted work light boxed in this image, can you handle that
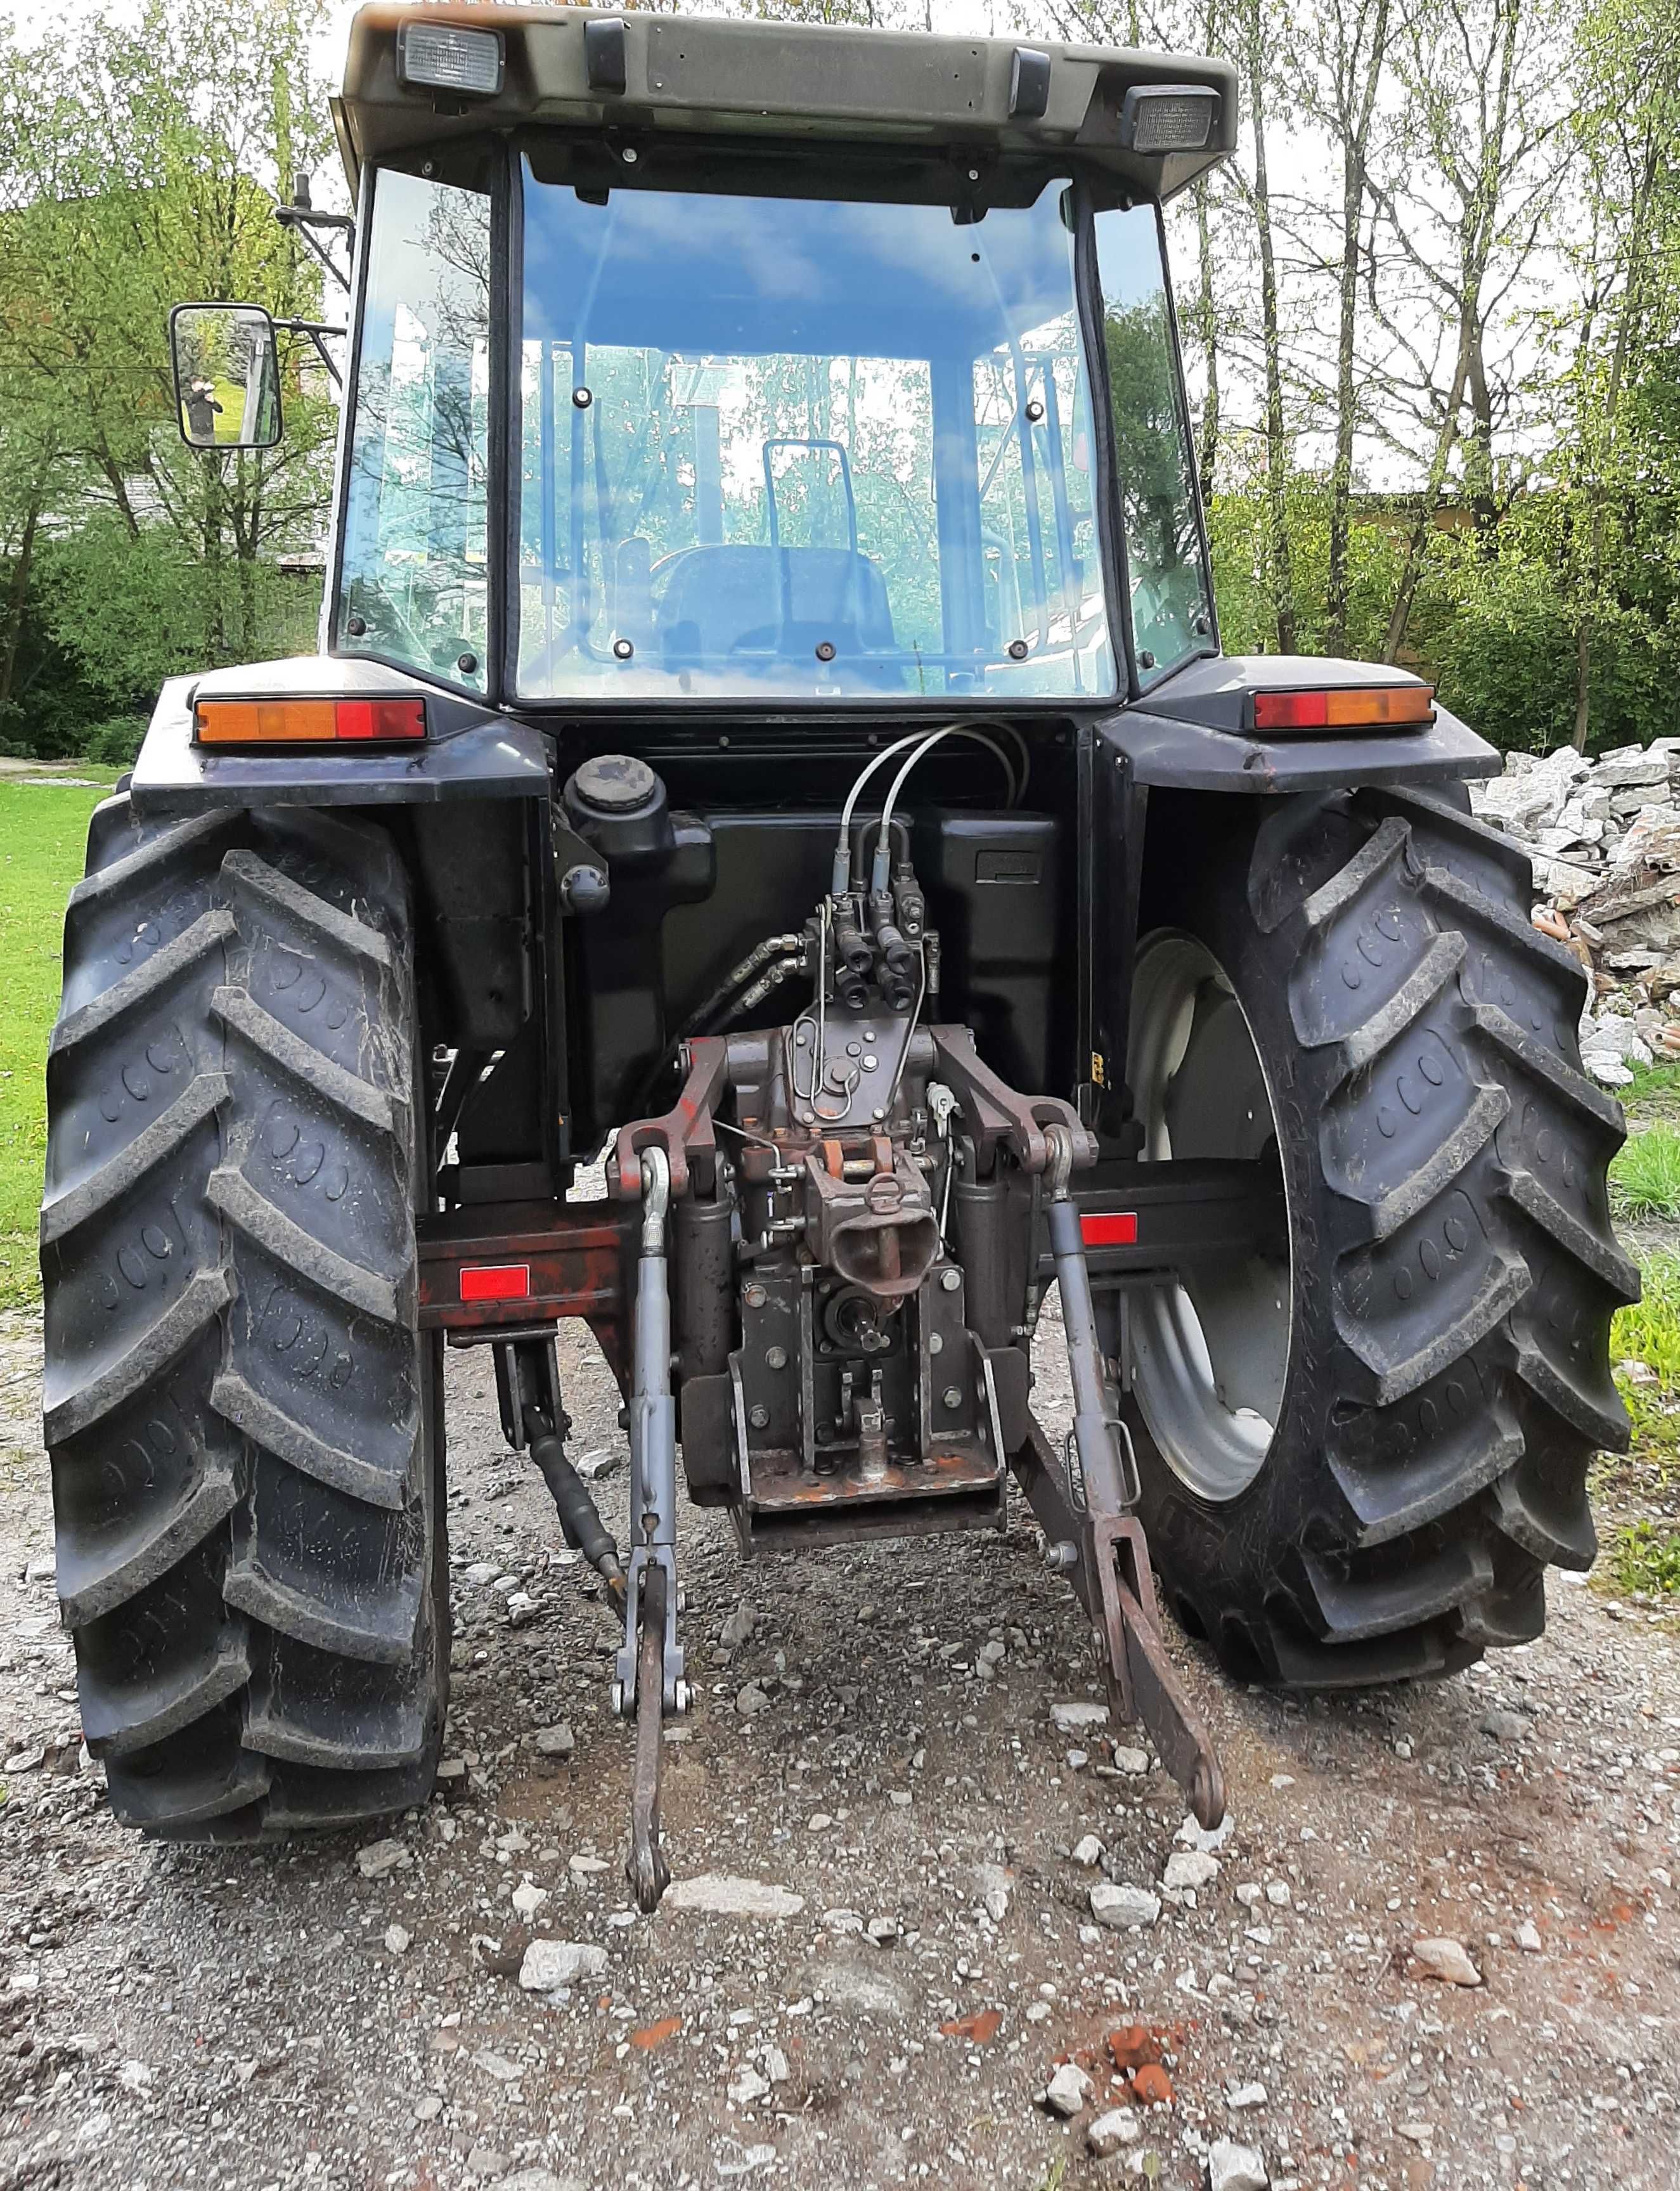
[396,20,505,97]
[1118,84,1219,153]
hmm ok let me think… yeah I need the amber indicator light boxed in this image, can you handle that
[1251,685,1435,732]
[195,697,427,745]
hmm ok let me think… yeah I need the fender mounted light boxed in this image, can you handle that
[1251,685,1435,733]
[195,697,427,746]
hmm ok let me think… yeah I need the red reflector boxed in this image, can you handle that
[335,697,426,741]
[459,1263,531,1303]
[1081,1212,1138,1248]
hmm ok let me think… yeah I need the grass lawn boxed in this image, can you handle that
[0,780,115,1306]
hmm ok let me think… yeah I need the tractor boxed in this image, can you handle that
[41,3,1634,1905]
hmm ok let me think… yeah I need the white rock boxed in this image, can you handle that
[663,1874,805,1919]
[719,1603,756,1651]
[1090,1882,1161,1930]
[1584,1051,1634,1088]
[505,1591,541,1627]
[1088,2106,1142,2155]
[511,1881,548,1919]
[1044,2060,1094,2117]
[519,1938,608,1993]
[23,1553,54,1585]
[414,2095,444,2123]
[728,2063,771,2107]
[1478,1707,1529,1742]
[1208,2138,1269,2191]
[762,2043,790,2084]
[1226,2081,1267,2109]
[356,1837,411,1880]
[1164,1850,1220,1892]
[1263,1880,1290,1908]
[1515,1918,1543,1954]
[1071,1834,1104,1868]
[464,1561,500,1587]
[1111,1745,1151,1774]
[976,1862,1011,1922]
[384,1923,411,1955]
[1410,1936,1481,1986]
[1234,1883,1263,1908]
[535,1724,575,1758]
[1593,751,1668,789]
[1176,1809,1236,1852]
[735,1683,772,1717]
[1050,1699,1108,1734]
[569,1854,610,1876]
[573,1447,619,1481]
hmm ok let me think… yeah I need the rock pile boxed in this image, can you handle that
[1468,739,1680,1086]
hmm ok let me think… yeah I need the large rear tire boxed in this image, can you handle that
[1123,784,1638,1686]
[41,796,447,1835]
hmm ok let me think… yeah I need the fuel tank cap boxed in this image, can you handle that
[568,753,658,815]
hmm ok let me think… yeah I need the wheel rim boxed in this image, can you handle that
[1125,933,1293,1503]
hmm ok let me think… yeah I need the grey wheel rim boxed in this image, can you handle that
[1125,933,1293,1503]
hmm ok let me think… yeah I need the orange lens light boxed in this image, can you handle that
[195,697,427,746]
[1252,685,1435,732]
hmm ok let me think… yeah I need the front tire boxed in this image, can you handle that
[41,797,447,1835]
[1124,784,1638,1686]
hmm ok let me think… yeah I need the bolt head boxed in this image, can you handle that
[748,1402,770,1430]
[941,1267,962,1293]
[765,1345,788,1371]
[744,1283,767,1310]
[941,1385,962,1410]
[610,1680,625,1715]
[675,1681,692,1716]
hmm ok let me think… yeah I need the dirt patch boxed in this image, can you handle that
[0,1314,1675,2188]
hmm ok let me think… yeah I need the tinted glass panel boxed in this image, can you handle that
[1092,205,1214,682]
[517,172,1113,701]
[337,169,492,690]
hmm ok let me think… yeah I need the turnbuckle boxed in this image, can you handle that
[616,1147,687,1911]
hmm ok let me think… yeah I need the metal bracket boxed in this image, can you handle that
[1012,1420,1225,1830]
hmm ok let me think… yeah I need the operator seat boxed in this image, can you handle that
[654,545,899,685]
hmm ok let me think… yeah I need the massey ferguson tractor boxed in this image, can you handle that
[41,3,1634,1905]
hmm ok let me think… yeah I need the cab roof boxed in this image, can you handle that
[336,4,1236,204]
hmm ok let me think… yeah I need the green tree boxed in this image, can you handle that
[0,0,338,747]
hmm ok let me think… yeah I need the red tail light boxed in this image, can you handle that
[1081,1212,1139,1248]
[1252,685,1434,732]
[196,697,427,746]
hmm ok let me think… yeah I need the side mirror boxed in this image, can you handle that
[169,302,282,450]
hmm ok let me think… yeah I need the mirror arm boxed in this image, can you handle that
[273,319,346,390]
[275,207,355,294]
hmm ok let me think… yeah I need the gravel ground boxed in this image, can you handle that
[0,1299,1676,2191]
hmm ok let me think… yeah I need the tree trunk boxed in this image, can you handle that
[1324,0,1390,660]
[0,499,41,723]
[1192,176,1220,512]
[1381,330,1473,663]
[1573,136,1662,751]
[1246,0,1296,653]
